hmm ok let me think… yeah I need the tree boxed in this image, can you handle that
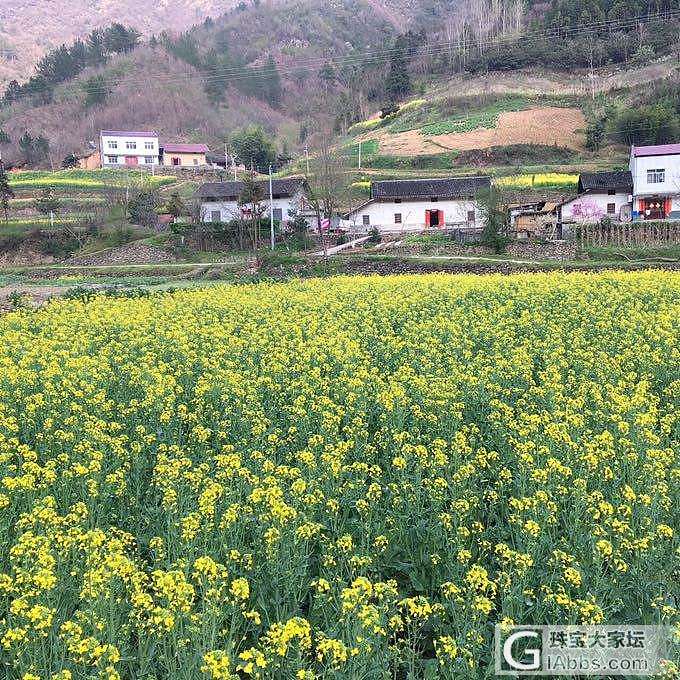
[231,126,277,172]
[261,55,282,107]
[128,187,161,228]
[165,193,186,219]
[82,75,109,107]
[385,35,411,103]
[0,129,9,144]
[238,172,266,256]
[19,132,50,166]
[103,24,141,54]
[304,137,349,257]
[35,187,60,216]
[477,187,510,253]
[0,165,15,223]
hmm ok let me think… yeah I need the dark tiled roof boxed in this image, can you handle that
[372,176,491,200]
[197,177,305,200]
[578,171,632,193]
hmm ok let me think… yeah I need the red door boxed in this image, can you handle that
[125,156,139,166]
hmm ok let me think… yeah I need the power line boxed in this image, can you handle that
[1,10,678,100]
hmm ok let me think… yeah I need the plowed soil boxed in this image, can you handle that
[370,107,586,155]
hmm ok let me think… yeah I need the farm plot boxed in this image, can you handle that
[7,169,176,192]
[0,272,677,679]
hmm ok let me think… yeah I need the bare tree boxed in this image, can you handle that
[238,171,266,260]
[304,136,350,258]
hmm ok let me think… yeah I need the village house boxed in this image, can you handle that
[100,130,159,167]
[162,143,209,167]
[629,143,680,221]
[556,171,633,232]
[197,178,307,224]
[509,201,558,239]
[342,176,491,233]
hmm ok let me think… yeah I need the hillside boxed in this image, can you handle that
[0,0,230,84]
[0,0,678,176]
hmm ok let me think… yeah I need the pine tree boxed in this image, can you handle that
[385,36,411,103]
[262,55,282,107]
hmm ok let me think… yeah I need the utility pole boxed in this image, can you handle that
[269,164,275,251]
[304,146,310,176]
[358,141,362,170]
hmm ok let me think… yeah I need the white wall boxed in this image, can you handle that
[559,192,630,223]
[201,191,304,223]
[101,134,159,166]
[630,152,680,196]
[343,198,481,233]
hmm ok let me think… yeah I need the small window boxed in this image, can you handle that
[362,215,370,226]
[467,210,476,223]
[106,155,118,163]
[394,198,402,204]
[273,208,283,221]
[430,196,439,202]
[126,141,137,150]
[210,210,221,223]
[144,156,154,164]
[107,141,118,149]
[647,168,665,183]
[607,189,616,195]
[193,158,199,165]
[395,213,402,224]
[144,141,154,150]
[607,203,616,214]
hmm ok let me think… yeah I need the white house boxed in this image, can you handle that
[100,130,160,168]
[342,176,491,233]
[197,178,307,224]
[557,171,633,230]
[629,144,680,221]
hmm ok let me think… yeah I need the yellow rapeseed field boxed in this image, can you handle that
[0,272,678,679]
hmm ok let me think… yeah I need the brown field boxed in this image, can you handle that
[369,106,587,155]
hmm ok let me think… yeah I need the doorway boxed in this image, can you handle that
[426,209,444,228]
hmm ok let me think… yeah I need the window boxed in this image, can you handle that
[394,198,402,204]
[107,140,118,149]
[394,213,402,224]
[273,208,283,221]
[126,141,137,150]
[193,158,199,165]
[144,156,155,164]
[467,210,476,223]
[607,189,616,195]
[430,196,439,202]
[144,141,154,150]
[172,157,181,166]
[210,210,221,223]
[105,155,119,164]
[362,215,370,226]
[607,203,616,214]
[647,168,665,183]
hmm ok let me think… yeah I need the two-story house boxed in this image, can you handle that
[629,143,680,221]
[100,131,160,167]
